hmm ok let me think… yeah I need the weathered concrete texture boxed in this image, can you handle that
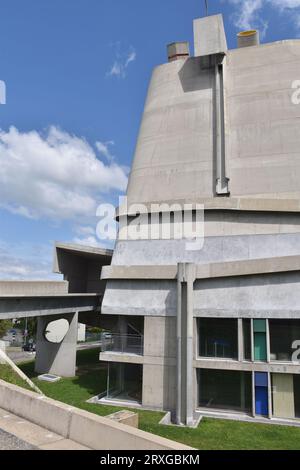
[0,281,68,296]
[0,294,98,320]
[142,323,176,410]
[194,359,300,374]
[0,407,89,450]
[103,268,300,319]
[102,280,177,316]
[226,41,300,199]
[107,410,139,428]
[102,255,300,281]
[110,230,300,268]
[193,272,300,318]
[54,242,112,294]
[167,42,190,62]
[0,380,193,450]
[142,317,177,410]
[35,312,78,377]
[125,36,300,205]
[194,15,227,57]
[126,56,215,205]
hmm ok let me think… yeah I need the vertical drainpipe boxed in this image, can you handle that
[176,265,183,425]
[215,55,230,196]
[176,263,196,426]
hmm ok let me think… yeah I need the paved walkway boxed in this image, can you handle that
[0,429,37,450]
[0,407,90,450]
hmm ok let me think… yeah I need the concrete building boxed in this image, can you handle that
[99,15,300,426]
[0,13,300,428]
[0,243,112,377]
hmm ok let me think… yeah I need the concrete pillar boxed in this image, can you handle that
[250,319,254,362]
[238,318,244,362]
[118,316,127,352]
[266,319,271,363]
[240,372,245,411]
[252,371,256,417]
[267,372,273,419]
[35,312,78,377]
[176,263,196,426]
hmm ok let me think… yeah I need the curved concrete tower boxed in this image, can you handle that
[100,15,300,426]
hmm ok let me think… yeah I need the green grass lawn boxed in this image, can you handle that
[1,348,300,449]
[0,364,32,390]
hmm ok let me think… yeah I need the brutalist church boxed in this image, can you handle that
[1,14,300,427]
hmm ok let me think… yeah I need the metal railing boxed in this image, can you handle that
[101,334,144,356]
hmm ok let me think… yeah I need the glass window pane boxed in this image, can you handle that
[198,369,252,413]
[198,318,238,359]
[243,319,251,360]
[270,320,300,362]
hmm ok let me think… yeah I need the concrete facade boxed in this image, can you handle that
[100,15,300,426]
[0,13,300,429]
[0,243,112,377]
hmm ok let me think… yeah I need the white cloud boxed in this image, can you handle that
[0,126,128,221]
[0,240,57,280]
[228,0,300,35]
[107,45,137,79]
[95,140,115,162]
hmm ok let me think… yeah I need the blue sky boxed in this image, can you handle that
[0,0,300,279]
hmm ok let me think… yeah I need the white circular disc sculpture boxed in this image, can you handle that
[44,319,70,344]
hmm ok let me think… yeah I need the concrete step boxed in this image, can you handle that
[0,407,90,450]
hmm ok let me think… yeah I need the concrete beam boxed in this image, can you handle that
[193,359,300,374]
[101,255,300,281]
[0,281,68,296]
[0,294,100,320]
[116,197,300,219]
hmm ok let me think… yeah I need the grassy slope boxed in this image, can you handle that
[4,347,298,450]
[0,364,32,391]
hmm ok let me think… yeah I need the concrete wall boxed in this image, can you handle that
[226,41,300,199]
[193,271,300,318]
[126,56,215,205]
[0,379,192,450]
[35,312,78,377]
[142,317,176,410]
[54,243,111,294]
[0,281,68,296]
[125,38,300,206]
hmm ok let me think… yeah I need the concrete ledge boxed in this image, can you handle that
[116,197,300,218]
[0,294,100,320]
[101,255,300,281]
[0,380,193,450]
[0,281,69,296]
[99,352,144,365]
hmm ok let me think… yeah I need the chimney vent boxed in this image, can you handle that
[167,42,190,62]
[237,30,260,48]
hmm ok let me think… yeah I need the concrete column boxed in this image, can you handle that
[118,316,127,352]
[240,372,245,411]
[266,319,271,363]
[176,263,196,426]
[35,312,78,377]
[238,318,244,362]
[268,372,272,419]
[252,371,256,417]
[250,319,254,362]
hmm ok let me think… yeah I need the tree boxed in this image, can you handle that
[15,318,37,340]
[0,320,12,339]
